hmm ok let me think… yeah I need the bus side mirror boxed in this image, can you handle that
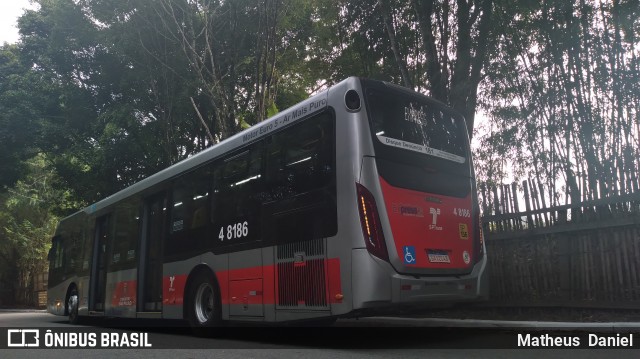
[47,247,54,261]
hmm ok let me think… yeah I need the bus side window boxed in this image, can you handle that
[286,117,332,192]
[109,199,140,268]
[170,168,211,234]
[80,221,92,273]
[263,135,288,202]
[48,235,64,288]
[67,230,81,274]
[49,236,63,269]
[170,186,189,233]
[212,144,263,244]
[47,238,56,262]
[167,166,212,257]
[55,238,64,270]
[265,112,334,200]
[262,111,337,243]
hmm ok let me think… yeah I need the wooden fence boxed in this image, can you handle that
[480,180,640,309]
[33,271,47,308]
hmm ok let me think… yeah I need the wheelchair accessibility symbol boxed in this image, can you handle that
[403,246,416,264]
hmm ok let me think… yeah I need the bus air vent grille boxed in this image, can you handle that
[276,239,329,309]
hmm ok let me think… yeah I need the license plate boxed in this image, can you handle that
[427,249,451,263]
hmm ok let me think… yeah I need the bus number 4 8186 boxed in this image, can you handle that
[219,221,249,241]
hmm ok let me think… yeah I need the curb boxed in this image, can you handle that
[2,310,639,333]
[358,317,640,332]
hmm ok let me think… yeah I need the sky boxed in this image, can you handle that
[0,0,38,44]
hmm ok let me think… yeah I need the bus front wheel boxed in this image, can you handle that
[187,272,222,333]
[67,288,80,324]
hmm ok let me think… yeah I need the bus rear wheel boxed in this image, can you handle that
[187,272,222,333]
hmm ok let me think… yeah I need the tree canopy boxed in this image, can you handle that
[475,0,640,209]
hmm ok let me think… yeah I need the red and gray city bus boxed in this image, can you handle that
[47,77,488,328]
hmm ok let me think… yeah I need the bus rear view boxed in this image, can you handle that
[351,79,487,311]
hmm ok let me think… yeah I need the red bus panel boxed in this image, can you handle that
[379,176,474,271]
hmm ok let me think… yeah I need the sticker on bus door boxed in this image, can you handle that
[111,280,137,307]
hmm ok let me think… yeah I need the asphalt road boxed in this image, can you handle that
[1,311,638,358]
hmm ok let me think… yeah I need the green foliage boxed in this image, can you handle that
[0,44,37,188]
[9,0,498,204]
[475,0,640,205]
[0,154,80,305]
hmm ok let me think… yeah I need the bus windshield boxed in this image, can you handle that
[364,82,472,197]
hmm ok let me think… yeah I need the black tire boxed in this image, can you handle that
[67,288,81,325]
[187,272,222,335]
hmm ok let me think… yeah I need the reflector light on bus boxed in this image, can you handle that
[360,196,372,239]
[356,183,389,262]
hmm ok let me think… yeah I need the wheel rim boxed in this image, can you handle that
[194,283,215,324]
[68,293,78,318]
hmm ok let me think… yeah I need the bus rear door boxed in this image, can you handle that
[138,193,166,313]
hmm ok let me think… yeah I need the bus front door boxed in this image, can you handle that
[89,215,110,312]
